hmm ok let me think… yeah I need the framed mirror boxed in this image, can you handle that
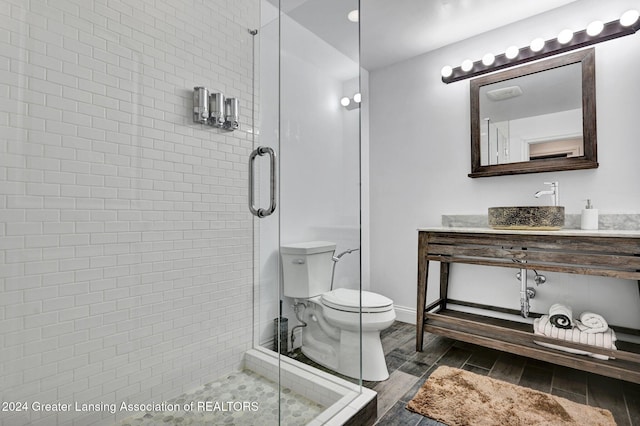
[469,48,597,178]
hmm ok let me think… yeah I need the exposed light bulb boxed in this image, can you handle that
[340,97,350,107]
[441,65,453,78]
[557,29,574,44]
[586,20,604,36]
[505,45,519,59]
[353,93,361,103]
[620,9,639,27]
[461,59,473,72]
[347,9,359,23]
[530,38,545,52]
[482,53,495,66]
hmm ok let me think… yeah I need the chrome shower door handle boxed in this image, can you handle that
[248,146,277,218]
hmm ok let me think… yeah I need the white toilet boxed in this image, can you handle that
[281,241,396,381]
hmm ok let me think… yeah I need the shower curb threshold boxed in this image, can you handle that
[244,348,377,425]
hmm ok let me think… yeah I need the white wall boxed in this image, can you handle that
[258,2,364,346]
[0,1,258,424]
[369,0,640,327]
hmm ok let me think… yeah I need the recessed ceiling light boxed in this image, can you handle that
[347,9,359,23]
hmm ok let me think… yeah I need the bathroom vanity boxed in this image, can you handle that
[416,228,640,383]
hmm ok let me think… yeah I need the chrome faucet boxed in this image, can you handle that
[534,181,559,206]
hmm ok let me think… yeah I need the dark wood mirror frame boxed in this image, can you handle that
[469,48,597,178]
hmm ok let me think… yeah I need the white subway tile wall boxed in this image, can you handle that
[0,0,259,424]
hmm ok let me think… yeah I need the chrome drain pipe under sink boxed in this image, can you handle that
[520,267,530,318]
[517,267,538,318]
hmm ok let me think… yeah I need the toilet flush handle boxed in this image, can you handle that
[292,258,305,265]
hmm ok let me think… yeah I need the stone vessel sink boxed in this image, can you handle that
[488,206,565,230]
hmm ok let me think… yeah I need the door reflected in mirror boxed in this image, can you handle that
[470,48,598,178]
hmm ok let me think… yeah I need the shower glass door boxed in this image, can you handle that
[255,0,364,423]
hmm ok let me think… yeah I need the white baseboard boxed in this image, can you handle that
[393,304,416,325]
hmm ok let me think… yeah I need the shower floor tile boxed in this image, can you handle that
[119,369,324,426]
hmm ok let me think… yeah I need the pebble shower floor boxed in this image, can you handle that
[119,370,324,425]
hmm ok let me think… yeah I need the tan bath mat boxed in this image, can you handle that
[406,365,615,425]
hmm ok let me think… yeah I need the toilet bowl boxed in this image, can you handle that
[281,242,396,381]
[321,288,395,332]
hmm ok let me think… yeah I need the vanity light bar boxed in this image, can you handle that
[441,11,640,84]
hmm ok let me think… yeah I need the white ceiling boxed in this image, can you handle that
[275,0,578,70]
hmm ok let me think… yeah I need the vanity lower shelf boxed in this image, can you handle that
[425,309,640,383]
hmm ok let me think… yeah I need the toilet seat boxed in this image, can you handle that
[321,288,393,313]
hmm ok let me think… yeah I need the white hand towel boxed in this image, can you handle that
[548,303,573,329]
[575,312,609,334]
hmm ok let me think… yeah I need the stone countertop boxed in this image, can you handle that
[417,226,640,238]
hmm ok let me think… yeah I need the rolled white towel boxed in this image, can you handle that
[533,315,617,360]
[548,303,573,329]
[575,312,609,334]
[533,316,617,348]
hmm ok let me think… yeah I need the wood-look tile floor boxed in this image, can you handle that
[288,321,640,426]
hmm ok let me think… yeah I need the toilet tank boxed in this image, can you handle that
[281,241,336,299]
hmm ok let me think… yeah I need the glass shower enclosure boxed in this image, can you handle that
[0,0,365,424]
[253,0,367,423]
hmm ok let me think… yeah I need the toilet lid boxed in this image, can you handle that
[321,288,393,313]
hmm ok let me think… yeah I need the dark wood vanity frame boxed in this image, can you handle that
[417,229,640,383]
